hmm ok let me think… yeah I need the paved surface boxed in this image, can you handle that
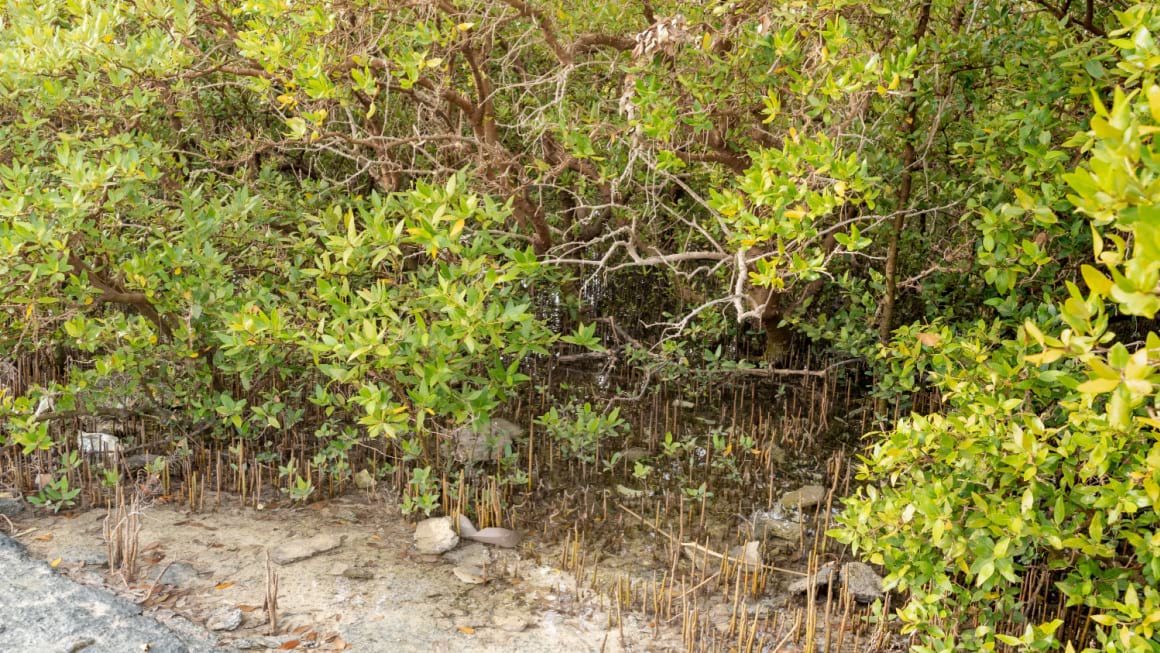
[0,534,219,653]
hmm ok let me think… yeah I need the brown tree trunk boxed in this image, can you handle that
[878,0,932,344]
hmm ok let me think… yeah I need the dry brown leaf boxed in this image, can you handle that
[33,533,53,541]
[292,625,310,635]
[278,640,300,650]
[303,631,318,642]
[236,604,260,613]
[214,581,235,590]
[457,626,475,635]
[916,332,942,347]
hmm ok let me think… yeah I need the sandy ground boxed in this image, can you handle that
[8,492,685,653]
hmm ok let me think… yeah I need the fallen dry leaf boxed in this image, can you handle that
[457,626,475,635]
[277,640,300,650]
[237,605,260,613]
[292,625,310,635]
[33,533,53,542]
[916,332,942,347]
[49,558,61,568]
[214,581,235,590]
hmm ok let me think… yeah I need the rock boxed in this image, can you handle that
[452,565,487,584]
[0,491,25,517]
[750,512,800,542]
[414,517,459,554]
[57,545,108,568]
[490,611,528,632]
[206,606,243,632]
[621,448,651,463]
[671,399,695,409]
[342,567,374,580]
[779,485,827,511]
[445,543,490,568]
[235,636,285,650]
[840,562,884,603]
[787,563,834,595]
[124,454,166,471]
[158,562,201,587]
[768,444,786,466]
[726,541,763,571]
[270,534,341,565]
[615,484,644,499]
[450,418,522,464]
[353,469,376,490]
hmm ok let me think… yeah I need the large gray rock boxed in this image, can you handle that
[841,562,884,603]
[450,418,522,463]
[779,485,828,511]
[270,534,341,565]
[0,533,218,652]
[414,516,459,554]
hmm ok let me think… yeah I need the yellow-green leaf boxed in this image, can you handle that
[1077,377,1119,394]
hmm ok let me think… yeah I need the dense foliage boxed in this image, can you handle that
[1,0,1159,649]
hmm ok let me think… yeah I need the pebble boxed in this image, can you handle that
[206,606,243,631]
[490,611,528,632]
[452,565,487,584]
[158,562,201,587]
[0,491,26,517]
[750,512,800,542]
[779,485,828,511]
[414,516,459,555]
[342,567,374,580]
[270,534,342,565]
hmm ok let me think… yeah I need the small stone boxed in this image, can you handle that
[787,563,834,595]
[124,454,166,470]
[342,567,374,580]
[353,469,376,490]
[621,447,651,463]
[841,562,884,603]
[206,606,243,631]
[414,516,459,554]
[671,399,695,409]
[0,491,25,517]
[158,562,201,587]
[490,611,528,632]
[615,484,644,499]
[452,565,487,584]
[445,543,490,568]
[726,541,763,571]
[270,534,341,565]
[750,512,800,542]
[779,485,828,511]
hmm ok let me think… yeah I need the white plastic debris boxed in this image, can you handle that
[78,431,122,455]
[33,394,55,418]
